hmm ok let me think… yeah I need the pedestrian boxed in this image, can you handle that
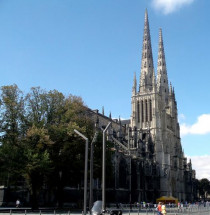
[178,201,181,210]
[16,199,20,208]
[157,202,162,215]
[161,202,167,215]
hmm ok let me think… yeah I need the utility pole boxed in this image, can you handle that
[89,131,98,211]
[128,126,132,203]
[102,122,111,212]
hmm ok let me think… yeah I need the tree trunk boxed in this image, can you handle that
[30,184,38,210]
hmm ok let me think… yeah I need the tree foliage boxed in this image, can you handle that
[198,178,210,200]
[0,85,111,208]
[0,85,26,186]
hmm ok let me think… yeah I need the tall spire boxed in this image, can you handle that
[139,9,155,93]
[157,28,169,102]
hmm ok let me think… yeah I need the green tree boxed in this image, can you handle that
[26,87,48,128]
[198,178,210,200]
[48,95,94,188]
[0,85,26,186]
[93,132,114,188]
[23,126,53,209]
[0,84,115,208]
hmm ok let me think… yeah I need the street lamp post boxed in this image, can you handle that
[128,127,132,203]
[74,129,88,215]
[89,131,98,211]
[102,122,111,212]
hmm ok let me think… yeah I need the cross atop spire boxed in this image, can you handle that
[139,9,155,93]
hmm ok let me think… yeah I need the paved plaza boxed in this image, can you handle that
[1,207,210,215]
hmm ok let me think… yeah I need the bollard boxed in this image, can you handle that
[68,211,70,215]
[25,209,27,215]
[129,209,130,215]
[54,210,56,215]
[40,210,41,215]
[10,209,12,215]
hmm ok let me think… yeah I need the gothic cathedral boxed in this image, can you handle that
[130,9,194,201]
[88,9,196,203]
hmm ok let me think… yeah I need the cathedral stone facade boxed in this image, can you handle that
[130,9,195,201]
[88,10,196,203]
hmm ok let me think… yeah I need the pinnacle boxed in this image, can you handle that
[132,72,137,95]
[134,71,136,80]
[169,82,172,95]
[133,72,136,85]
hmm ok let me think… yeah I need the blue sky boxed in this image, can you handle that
[0,0,210,179]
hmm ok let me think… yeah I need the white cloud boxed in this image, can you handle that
[151,0,194,14]
[180,114,210,136]
[187,155,210,180]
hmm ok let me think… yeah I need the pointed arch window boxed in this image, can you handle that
[137,100,140,123]
[149,99,152,121]
[145,99,148,122]
[141,100,144,122]
[144,62,146,68]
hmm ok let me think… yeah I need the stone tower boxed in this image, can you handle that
[87,9,196,203]
[130,10,187,200]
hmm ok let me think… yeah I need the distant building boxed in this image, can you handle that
[88,10,196,203]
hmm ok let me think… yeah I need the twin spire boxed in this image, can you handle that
[134,9,169,98]
[139,9,155,93]
[157,28,169,101]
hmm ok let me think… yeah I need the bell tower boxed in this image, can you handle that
[130,9,188,199]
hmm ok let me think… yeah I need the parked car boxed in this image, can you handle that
[91,201,122,215]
